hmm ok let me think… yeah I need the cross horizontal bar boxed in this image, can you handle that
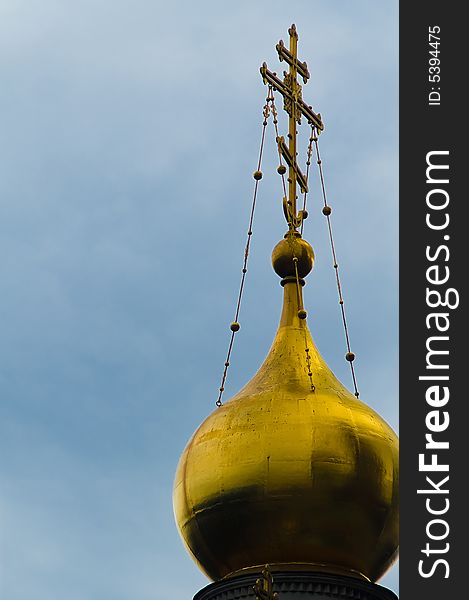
[276,40,310,83]
[260,64,324,131]
[277,136,308,193]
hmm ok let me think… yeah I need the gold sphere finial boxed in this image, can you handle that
[271,232,314,279]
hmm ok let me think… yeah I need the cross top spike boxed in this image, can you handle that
[260,24,324,231]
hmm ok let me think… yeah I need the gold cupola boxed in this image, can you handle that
[173,24,398,589]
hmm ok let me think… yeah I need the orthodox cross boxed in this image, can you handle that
[253,566,279,600]
[260,24,324,231]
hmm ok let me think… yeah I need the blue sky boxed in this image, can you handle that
[0,1,398,598]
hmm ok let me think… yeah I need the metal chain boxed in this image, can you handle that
[300,127,315,237]
[312,129,360,398]
[217,90,358,401]
[293,257,315,392]
[297,125,316,391]
[215,88,273,407]
[270,97,290,225]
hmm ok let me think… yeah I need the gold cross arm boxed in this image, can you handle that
[276,39,310,83]
[276,136,308,193]
[259,64,324,131]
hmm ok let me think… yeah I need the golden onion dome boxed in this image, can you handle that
[173,234,399,583]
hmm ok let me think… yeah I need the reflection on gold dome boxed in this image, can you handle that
[173,234,399,583]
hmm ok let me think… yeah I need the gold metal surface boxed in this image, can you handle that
[271,233,314,279]
[173,246,399,582]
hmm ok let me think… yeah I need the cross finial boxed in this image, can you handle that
[260,24,324,231]
[253,565,279,600]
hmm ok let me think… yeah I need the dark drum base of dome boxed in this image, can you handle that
[193,571,398,600]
